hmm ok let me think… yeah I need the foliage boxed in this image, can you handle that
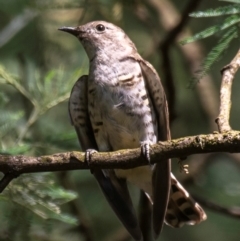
[0,5,84,237]
[0,65,80,240]
[180,0,239,83]
[1,173,78,224]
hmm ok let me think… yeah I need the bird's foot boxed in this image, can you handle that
[140,141,151,164]
[85,149,98,173]
[178,159,189,174]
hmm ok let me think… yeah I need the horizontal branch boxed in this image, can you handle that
[1,131,240,175]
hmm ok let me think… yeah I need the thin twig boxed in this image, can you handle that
[0,173,19,192]
[216,49,240,133]
[0,9,38,48]
[160,0,202,47]
[193,194,240,220]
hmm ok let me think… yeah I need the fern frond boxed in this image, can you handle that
[180,15,240,44]
[0,65,37,106]
[190,4,240,17]
[188,27,238,87]
[34,68,83,107]
[2,173,78,225]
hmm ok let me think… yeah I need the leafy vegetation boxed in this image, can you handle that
[181,0,239,83]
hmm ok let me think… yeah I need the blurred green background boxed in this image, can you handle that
[0,0,240,240]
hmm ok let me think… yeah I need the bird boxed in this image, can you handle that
[59,21,207,241]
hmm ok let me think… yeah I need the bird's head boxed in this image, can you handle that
[59,21,136,60]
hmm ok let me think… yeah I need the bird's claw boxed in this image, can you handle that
[85,149,98,173]
[140,141,151,163]
[178,159,189,174]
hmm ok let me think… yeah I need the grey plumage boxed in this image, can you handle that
[59,21,206,241]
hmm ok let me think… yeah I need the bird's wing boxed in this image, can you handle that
[68,75,98,150]
[137,58,171,238]
[69,76,142,241]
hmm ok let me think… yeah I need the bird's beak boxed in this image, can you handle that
[58,27,80,37]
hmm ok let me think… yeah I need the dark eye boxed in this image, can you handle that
[96,24,105,32]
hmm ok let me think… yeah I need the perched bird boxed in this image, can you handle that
[59,21,206,241]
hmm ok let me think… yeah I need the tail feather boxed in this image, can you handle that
[165,174,207,228]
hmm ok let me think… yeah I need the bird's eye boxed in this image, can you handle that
[96,24,105,32]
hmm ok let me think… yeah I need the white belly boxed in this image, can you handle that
[115,166,153,197]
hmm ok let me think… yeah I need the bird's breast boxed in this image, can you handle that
[88,60,158,196]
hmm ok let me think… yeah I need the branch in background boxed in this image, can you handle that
[146,0,219,131]
[0,9,38,48]
[181,153,240,221]
[165,4,219,130]
[160,0,202,47]
[148,0,203,121]
[193,194,240,220]
[159,0,202,87]
[216,49,240,132]
[0,173,19,192]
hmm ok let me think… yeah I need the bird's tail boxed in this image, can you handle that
[165,173,207,228]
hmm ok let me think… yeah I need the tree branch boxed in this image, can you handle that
[0,173,19,192]
[1,131,240,189]
[216,49,240,132]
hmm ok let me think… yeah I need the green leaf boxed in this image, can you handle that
[1,173,78,225]
[188,27,238,87]
[180,15,240,44]
[190,4,240,17]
